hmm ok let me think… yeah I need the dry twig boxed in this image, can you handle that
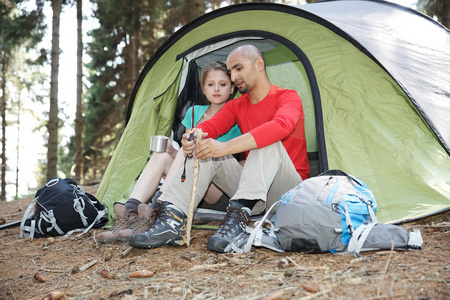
[79,259,98,272]
[190,262,227,271]
[8,286,16,300]
[377,240,395,296]
[121,246,134,257]
[286,256,300,268]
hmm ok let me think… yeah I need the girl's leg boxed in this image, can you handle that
[129,151,175,203]
[203,184,224,204]
[159,148,187,192]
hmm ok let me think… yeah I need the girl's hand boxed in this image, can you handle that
[166,139,173,153]
[166,138,178,159]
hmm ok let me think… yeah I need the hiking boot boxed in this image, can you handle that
[129,202,186,249]
[98,203,130,243]
[207,206,251,253]
[117,203,160,242]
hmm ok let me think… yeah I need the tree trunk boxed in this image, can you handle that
[47,0,61,180]
[74,0,84,183]
[0,51,7,201]
[15,90,21,199]
[183,0,205,23]
[443,0,450,29]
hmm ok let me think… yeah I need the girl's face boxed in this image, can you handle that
[202,69,233,105]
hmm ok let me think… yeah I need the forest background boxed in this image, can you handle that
[0,0,448,202]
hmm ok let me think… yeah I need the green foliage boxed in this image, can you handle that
[0,0,46,200]
[417,0,449,27]
[82,0,195,180]
[0,0,46,51]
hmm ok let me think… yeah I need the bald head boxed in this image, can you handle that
[228,44,262,64]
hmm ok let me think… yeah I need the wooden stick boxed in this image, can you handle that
[184,128,203,246]
[79,259,98,272]
[121,246,134,257]
[377,239,395,296]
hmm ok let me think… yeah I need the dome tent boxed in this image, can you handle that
[96,0,450,224]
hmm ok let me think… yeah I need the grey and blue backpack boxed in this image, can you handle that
[227,170,422,256]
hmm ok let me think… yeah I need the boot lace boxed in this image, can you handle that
[217,207,248,235]
[132,203,164,232]
[153,201,164,220]
[110,216,127,232]
[153,204,171,226]
[131,216,151,231]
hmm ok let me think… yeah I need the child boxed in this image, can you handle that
[98,61,240,243]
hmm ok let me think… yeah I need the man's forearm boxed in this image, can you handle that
[224,133,258,156]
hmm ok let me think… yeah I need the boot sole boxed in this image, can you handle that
[117,236,131,242]
[98,238,118,243]
[207,237,229,253]
[129,238,184,249]
[129,233,184,249]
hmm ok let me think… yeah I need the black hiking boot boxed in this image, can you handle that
[207,206,251,253]
[128,202,186,249]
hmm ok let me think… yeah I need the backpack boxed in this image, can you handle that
[20,177,108,240]
[227,170,422,256]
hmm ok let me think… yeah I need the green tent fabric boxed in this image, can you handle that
[96,0,450,224]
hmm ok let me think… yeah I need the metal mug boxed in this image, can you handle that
[149,135,169,152]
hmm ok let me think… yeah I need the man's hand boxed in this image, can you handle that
[194,138,228,160]
[182,131,257,160]
[181,131,208,156]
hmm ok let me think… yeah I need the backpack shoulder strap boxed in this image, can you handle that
[59,186,108,239]
[225,201,284,253]
[38,209,65,236]
[20,201,36,239]
[346,222,377,254]
[340,194,378,257]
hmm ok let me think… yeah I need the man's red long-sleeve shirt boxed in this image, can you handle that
[197,85,310,180]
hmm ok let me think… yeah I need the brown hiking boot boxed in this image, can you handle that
[117,204,157,242]
[98,204,137,243]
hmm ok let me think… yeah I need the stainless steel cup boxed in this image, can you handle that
[149,135,169,152]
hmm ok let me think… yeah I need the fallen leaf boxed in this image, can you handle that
[100,269,115,279]
[302,284,319,293]
[263,290,285,300]
[33,272,46,283]
[43,291,65,300]
[104,252,113,261]
[129,270,155,278]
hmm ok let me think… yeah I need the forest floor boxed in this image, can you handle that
[0,183,449,300]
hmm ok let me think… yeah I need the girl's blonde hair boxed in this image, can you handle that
[199,61,230,91]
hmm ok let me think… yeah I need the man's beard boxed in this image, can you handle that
[238,82,249,94]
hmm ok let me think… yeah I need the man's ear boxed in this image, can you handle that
[255,57,265,72]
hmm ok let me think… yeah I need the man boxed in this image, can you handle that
[129,44,310,252]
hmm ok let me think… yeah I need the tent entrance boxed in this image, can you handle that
[175,34,326,176]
